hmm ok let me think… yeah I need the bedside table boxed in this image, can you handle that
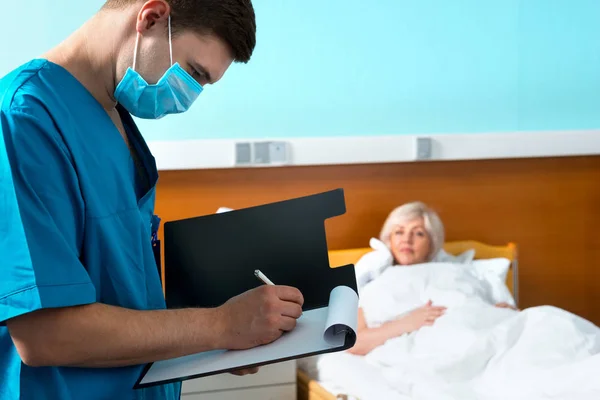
[181,360,297,400]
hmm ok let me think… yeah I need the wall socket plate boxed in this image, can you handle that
[235,141,290,166]
[267,142,288,164]
[415,137,432,160]
[235,142,252,165]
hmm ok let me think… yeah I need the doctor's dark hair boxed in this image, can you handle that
[103,0,256,63]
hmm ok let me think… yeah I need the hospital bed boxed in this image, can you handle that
[297,240,519,400]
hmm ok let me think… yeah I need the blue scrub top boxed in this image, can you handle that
[0,60,181,400]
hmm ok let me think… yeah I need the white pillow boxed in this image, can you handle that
[354,238,393,292]
[468,257,515,306]
[432,248,475,264]
[470,257,510,282]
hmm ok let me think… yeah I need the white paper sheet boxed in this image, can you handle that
[139,285,358,386]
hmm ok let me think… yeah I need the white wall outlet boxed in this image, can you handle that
[268,141,289,164]
[252,141,290,165]
[253,142,270,164]
[235,142,252,165]
[415,137,432,160]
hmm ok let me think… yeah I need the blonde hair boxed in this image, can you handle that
[379,201,445,261]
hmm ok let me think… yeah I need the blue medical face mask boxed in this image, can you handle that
[114,16,204,120]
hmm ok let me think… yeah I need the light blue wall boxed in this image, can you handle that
[1,1,599,141]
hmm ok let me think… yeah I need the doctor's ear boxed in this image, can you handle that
[136,0,171,32]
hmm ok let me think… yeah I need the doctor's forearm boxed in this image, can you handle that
[7,303,226,368]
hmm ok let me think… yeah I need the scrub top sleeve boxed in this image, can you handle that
[0,107,96,325]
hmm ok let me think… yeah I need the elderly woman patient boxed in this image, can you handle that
[306,202,600,400]
[349,201,516,356]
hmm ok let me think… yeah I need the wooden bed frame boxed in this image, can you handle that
[297,240,518,400]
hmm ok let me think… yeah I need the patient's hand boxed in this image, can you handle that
[495,302,519,311]
[401,300,446,333]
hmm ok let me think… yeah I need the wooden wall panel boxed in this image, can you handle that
[155,156,600,325]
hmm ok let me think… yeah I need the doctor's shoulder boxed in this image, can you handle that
[0,60,68,140]
[0,59,53,108]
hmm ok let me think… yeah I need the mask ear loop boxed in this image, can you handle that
[168,15,173,66]
[132,15,171,72]
[132,32,141,72]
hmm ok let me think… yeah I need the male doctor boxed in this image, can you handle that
[0,1,304,399]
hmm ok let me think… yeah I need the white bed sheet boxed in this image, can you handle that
[299,261,600,400]
[298,353,408,400]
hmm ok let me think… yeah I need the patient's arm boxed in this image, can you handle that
[495,302,520,311]
[348,301,446,356]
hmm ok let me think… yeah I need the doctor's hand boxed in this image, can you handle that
[400,300,446,333]
[230,367,260,376]
[216,285,304,351]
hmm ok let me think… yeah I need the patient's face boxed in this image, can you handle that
[390,217,431,265]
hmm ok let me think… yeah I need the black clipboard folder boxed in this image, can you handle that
[134,189,358,389]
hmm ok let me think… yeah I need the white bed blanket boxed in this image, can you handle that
[348,262,600,400]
